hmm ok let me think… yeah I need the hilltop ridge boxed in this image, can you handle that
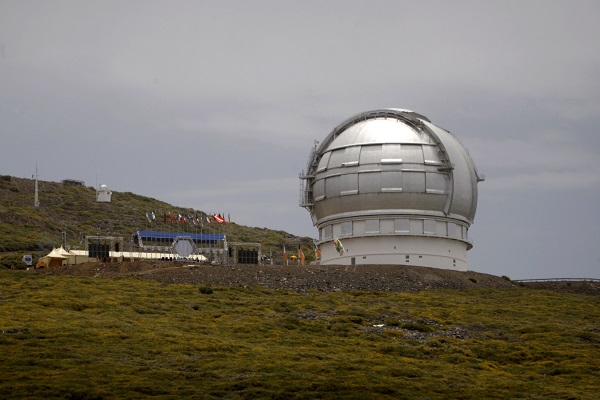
[0,175,313,268]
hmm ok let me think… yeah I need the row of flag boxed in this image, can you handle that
[282,245,307,265]
[281,237,343,264]
[144,210,345,260]
[145,211,229,226]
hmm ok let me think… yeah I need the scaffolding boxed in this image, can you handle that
[86,235,124,261]
[228,242,263,265]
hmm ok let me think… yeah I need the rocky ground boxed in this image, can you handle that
[33,261,600,295]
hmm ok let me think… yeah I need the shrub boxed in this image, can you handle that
[199,286,213,294]
[0,254,28,270]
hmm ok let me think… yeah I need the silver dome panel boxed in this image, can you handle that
[300,108,483,227]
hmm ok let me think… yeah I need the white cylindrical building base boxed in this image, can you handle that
[319,236,468,271]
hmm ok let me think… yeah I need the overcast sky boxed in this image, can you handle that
[1,1,599,279]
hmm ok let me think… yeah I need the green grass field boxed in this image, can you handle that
[1,270,598,399]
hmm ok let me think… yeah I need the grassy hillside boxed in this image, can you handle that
[0,175,313,267]
[1,270,598,399]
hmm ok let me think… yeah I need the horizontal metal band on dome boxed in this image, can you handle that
[317,232,473,249]
[324,139,434,153]
[313,209,473,226]
[315,218,473,249]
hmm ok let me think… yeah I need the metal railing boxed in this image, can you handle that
[513,278,600,283]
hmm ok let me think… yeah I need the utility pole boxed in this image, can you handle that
[34,163,39,208]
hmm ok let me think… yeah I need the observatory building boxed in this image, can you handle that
[96,184,112,203]
[299,109,484,271]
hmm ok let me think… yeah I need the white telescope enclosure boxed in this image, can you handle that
[300,109,484,270]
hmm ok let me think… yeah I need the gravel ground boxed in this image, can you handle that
[33,261,599,295]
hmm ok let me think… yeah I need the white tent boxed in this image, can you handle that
[36,248,67,268]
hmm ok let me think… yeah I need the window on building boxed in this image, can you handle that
[342,146,361,166]
[423,145,442,165]
[328,149,345,169]
[401,144,424,164]
[410,219,424,235]
[317,152,331,172]
[365,219,380,234]
[381,144,402,163]
[359,144,382,165]
[341,173,358,195]
[424,219,437,234]
[425,172,447,194]
[325,175,341,198]
[382,171,402,192]
[395,218,410,233]
[313,178,325,201]
[359,171,381,193]
[447,222,456,238]
[403,171,426,192]
[322,225,333,240]
[341,221,353,237]
[328,146,361,169]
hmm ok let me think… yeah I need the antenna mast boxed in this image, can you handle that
[34,163,39,208]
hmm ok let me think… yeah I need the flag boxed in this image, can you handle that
[145,211,151,222]
[228,213,230,223]
[163,212,167,224]
[298,246,305,266]
[206,215,211,224]
[334,237,344,255]
[214,213,225,224]
[283,245,288,265]
[151,211,156,222]
[313,239,321,259]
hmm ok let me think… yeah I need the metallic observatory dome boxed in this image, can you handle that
[300,109,484,270]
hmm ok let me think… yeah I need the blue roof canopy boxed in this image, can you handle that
[138,230,225,243]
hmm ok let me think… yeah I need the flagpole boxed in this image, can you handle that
[220,214,224,264]
[208,212,212,262]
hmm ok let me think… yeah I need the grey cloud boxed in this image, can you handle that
[1,0,599,279]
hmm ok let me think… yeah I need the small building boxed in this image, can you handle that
[96,184,112,202]
[62,179,85,186]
